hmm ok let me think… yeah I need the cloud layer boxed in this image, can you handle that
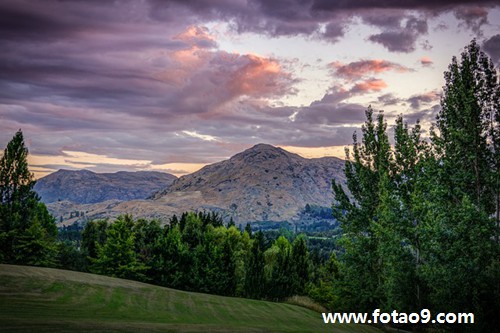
[0,0,498,176]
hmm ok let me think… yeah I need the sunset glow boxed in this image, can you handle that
[0,1,499,177]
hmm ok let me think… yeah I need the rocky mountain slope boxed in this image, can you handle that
[46,144,346,225]
[150,144,346,223]
[35,170,177,204]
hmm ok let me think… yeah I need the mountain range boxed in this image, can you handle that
[35,170,177,204]
[40,144,346,225]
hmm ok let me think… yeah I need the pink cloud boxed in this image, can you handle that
[352,78,388,92]
[331,59,410,79]
[420,56,433,66]
[227,54,294,98]
[174,25,217,48]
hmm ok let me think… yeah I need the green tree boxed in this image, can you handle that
[91,215,147,281]
[133,218,162,274]
[331,107,391,311]
[264,235,294,300]
[152,224,189,288]
[0,130,57,264]
[375,116,429,312]
[13,219,57,266]
[81,219,108,261]
[245,231,265,299]
[426,40,500,330]
[434,39,497,215]
[291,235,309,295]
[56,240,85,271]
[308,253,340,310]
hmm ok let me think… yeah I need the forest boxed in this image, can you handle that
[0,40,498,332]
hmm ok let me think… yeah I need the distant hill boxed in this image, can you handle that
[0,264,382,333]
[151,143,346,223]
[45,144,346,225]
[35,169,177,204]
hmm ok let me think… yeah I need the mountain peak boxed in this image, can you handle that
[150,143,345,223]
[231,143,301,164]
[250,143,279,150]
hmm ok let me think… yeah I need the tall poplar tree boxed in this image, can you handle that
[331,106,391,311]
[427,40,499,330]
[434,39,498,214]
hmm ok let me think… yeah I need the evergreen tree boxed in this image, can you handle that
[81,219,108,260]
[133,218,162,273]
[56,240,85,271]
[152,224,188,288]
[291,235,309,295]
[13,219,57,266]
[244,222,252,237]
[228,217,236,228]
[245,231,265,298]
[91,215,147,281]
[0,130,57,264]
[308,252,340,310]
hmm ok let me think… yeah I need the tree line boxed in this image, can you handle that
[79,212,312,300]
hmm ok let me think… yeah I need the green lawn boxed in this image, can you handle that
[0,264,382,333]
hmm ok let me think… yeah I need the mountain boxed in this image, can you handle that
[46,144,346,225]
[35,169,177,204]
[150,144,346,223]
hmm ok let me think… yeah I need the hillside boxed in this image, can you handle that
[0,264,382,333]
[35,170,177,204]
[152,144,346,223]
[44,144,346,225]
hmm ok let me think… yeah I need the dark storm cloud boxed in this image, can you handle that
[483,34,500,65]
[0,5,73,41]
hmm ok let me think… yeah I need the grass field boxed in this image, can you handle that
[0,264,383,333]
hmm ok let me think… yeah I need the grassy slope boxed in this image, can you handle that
[0,265,382,333]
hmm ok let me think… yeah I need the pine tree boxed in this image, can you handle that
[0,130,57,264]
[245,231,265,298]
[13,219,56,266]
[81,219,108,260]
[291,235,309,295]
[152,224,188,288]
[91,215,147,281]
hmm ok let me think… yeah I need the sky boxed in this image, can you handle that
[1,0,499,178]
